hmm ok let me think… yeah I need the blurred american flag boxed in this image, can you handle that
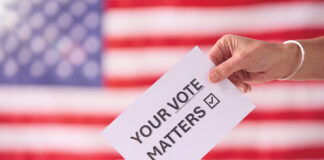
[0,0,324,159]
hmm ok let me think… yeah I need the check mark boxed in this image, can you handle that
[204,93,220,109]
[207,96,214,104]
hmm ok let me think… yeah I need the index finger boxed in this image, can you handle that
[207,35,233,65]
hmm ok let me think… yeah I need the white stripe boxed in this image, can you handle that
[0,124,112,152]
[1,122,324,152]
[104,46,210,77]
[105,2,324,37]
[0,84,323,115]
[217,121,324,149]
[0,85,143,114]
[246,84,324,111]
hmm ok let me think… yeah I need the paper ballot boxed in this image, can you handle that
[102,46,256,160]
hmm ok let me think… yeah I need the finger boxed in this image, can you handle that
[207,35,233,65]
[228,75,251,93]
[243,83,252,93]
[209,56,242,82]
[208,41,225,65]
[228,75,245,92]
[235,72,252,93]
[228,74,243,87]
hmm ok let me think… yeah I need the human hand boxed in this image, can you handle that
[208,35,301,93]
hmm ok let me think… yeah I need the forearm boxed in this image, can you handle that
[287,36,324,80]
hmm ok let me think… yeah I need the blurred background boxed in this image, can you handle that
[0,0,324,159]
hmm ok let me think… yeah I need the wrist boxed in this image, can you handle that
[278,42,301,80]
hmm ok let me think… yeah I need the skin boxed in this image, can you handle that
[208,35,324,93]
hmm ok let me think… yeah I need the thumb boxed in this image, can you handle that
[209,57,242,82]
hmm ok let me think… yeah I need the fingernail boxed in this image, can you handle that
[209,71,219,82]
[237,84,246,93]
[246,86,251,93]
[240,87,246,93]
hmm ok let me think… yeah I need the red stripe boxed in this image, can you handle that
[104,74,160,88]
[1,146,324,160]
[0,151,122,160]
[204,146,324,159]
[104,74,324,88]
[246,109,324,121]
[0,113,119,126]
[105,0,321,9]
[1,109,324,125]
[105,28,324,49]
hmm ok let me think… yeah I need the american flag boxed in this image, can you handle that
[0,0,324,159]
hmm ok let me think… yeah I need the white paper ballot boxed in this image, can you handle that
[102,46,255,160]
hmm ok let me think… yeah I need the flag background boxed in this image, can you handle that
[0,0,324,159]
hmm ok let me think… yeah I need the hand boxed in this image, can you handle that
[208,35,301,93]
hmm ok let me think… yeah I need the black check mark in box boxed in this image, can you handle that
[204,93,220,109]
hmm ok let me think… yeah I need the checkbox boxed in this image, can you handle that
[204,93,220,109]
